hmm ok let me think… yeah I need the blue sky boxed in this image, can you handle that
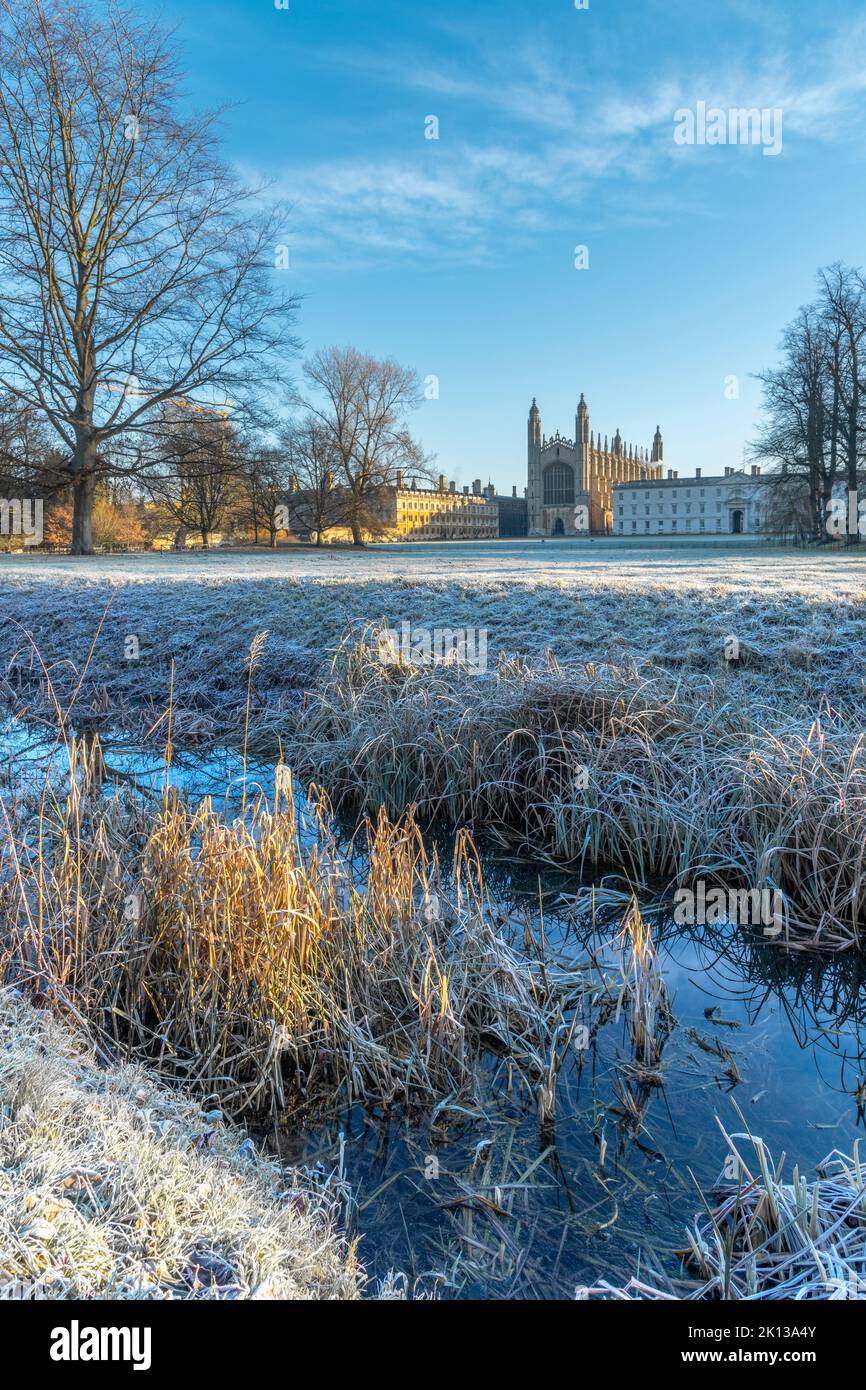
[142,0,866,491]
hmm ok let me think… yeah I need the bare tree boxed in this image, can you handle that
[282,416,345,545]
[0,393,59,497]
[234,440,294,547]
[299,346,429,546]
[752,264,866,542]
[144,408,240,548]
[820,263,866,541]
[759,469,813,543]
[0,0,297,553]
[752,306,838,541]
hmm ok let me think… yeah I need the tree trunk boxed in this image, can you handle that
[847,415,860,546]
[71,471,96,555]
[812,476,823,542]
[846,339,860,544]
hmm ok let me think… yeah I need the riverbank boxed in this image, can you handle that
[0,990,362,1300]
[295,631,866,950]
[0,750,591,1118]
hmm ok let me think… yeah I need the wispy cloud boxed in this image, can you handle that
[259,15,866,273]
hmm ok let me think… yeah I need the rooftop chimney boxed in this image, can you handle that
[463,485,469,495]
[472,479,482,496]
[449,480,456,494]
[512,486,517,498]
[438,474,446,493]
[751,465,761,478]
[695,469,701,480]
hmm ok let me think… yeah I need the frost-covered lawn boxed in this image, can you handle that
[0,991,359,1299]
[3,535,866,593]
[0,538,864,740]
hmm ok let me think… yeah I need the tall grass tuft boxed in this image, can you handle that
[614,901,673,1074]
[1,753,589,1118]
[294,627,866,950]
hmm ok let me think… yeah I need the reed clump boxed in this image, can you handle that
[0,744,588,1118]
[295,628,866,950]
[614,901,673,1076]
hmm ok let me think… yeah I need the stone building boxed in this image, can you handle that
[383,473,498,540]
[286,472,498,542]
[612,465,769,537]
[527,393,663,535]
[488,485,528,537]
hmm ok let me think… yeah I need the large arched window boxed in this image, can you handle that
[543,462,575,507]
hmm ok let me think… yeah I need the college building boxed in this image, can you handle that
[284,470,500,542]
[382,473,499,540]
[527,393,663,535]
[613,466,769,536]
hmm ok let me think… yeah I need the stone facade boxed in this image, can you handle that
[612,466,769,537]
[385,474,498,540]
[527,394,663,536]
[286,472,497,542]
[490,486,529,537]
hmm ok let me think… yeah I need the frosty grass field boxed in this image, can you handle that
[1,536,865,736]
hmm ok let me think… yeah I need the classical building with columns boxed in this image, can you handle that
[527,393,664,535]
